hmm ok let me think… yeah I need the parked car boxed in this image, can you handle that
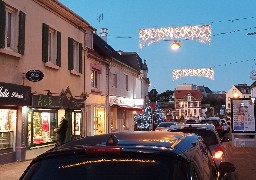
[200,118,224,139]
[155,122,176,131]
[220,119,230,133]
[168,123,229,167]
[185,119,199,124]
[20,131,235,180]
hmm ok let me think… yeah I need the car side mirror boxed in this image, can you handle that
[219,162,236,174]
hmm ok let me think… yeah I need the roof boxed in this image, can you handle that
[93,34,140,73]
[174,90,202,100]
[119,52,141,71]
[234,84,251,94]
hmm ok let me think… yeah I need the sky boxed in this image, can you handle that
[59,0,256,93]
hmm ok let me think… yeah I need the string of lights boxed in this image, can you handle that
[213,26,256,37]
[172,58,256,80]
[209,16,255,24]
[139,24,211,49]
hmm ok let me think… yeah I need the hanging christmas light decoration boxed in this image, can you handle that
[139,24,211,49]
[172,68,214,80]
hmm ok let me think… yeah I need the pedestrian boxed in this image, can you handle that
[54,116,68,146]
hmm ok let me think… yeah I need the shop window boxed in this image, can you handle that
[72,111,82,136]
[93,106,105,135]
[0,109,16,150]
[27,111,57,147]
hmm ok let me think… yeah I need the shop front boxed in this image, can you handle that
[0,82,31,165]
[109,96,144,133]
[85,94,107,136]
[25,91,84,160]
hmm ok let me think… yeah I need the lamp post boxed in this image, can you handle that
[148,89,158,131]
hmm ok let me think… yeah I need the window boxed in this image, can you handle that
[42,23,61,66]
[91,69,98,88]
[228,103,231,108]
[125,74,128,91]
[48,28,57,64]
[73,40,79,71]
[187,94,191,101]
[113,73,117,88]
[68,37,82,73]
[194,109,197,115]
[0,2,25,55]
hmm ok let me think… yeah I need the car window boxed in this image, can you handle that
[158,122,174,127]
[170,129,219,146]
[22,154,189,180]
[205,120,220,126]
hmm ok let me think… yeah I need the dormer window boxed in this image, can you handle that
[187,93,191,102]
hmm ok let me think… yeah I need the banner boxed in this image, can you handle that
[231,98,256,133]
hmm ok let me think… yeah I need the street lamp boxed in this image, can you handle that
[171,41,181,50]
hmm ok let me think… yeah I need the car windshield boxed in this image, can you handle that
[22,154,189,180]
[158,122,175,127]
[170,129,219,146]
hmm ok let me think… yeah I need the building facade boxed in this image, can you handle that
[0,0,94,164]
[226,84,251,113]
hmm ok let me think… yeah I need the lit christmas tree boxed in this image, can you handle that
[134,101,166,131]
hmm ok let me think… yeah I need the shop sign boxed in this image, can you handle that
[109,96,134,107]
[32,94,84,109]
[26,70,44,82]
[0,82,31,106]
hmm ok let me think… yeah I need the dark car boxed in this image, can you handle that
[168,124,228,167]
[200,118,224,139]
[20,131,235,180]
[155,122,176,131]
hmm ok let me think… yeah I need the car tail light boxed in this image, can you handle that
[213,146,224,159]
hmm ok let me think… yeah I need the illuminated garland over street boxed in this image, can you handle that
[139,24,211,49]
[172,68,214,80]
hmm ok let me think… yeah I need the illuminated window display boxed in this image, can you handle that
[27,110,57,147]
[72,111,82,136]
[93,107,105,135]
[0,109,16,150]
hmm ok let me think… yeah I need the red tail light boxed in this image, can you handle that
[213,146,224,159]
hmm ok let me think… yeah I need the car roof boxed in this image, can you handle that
[39,132,203,160]
[169,123,216,130]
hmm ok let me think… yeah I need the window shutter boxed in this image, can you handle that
[0,0,6,48]
[56,31,61,66]
[42,23,49,62]
[79,43,82,73]
[68,37,74,70]
[18,11,26,55]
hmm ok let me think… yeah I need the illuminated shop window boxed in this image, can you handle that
[0,109,17,150]
[27,111,57,147]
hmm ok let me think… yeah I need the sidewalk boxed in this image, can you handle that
[224,141,256,180]
[0,160,31,180]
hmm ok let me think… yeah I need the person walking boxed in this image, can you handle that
[55,116,68,146]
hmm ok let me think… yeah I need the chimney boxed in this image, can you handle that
[99,28,108,42]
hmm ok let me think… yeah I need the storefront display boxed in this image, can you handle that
[93,106,105,135]
[27,110,57,147]
[0,109,17,150]
[72,111,82,136]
